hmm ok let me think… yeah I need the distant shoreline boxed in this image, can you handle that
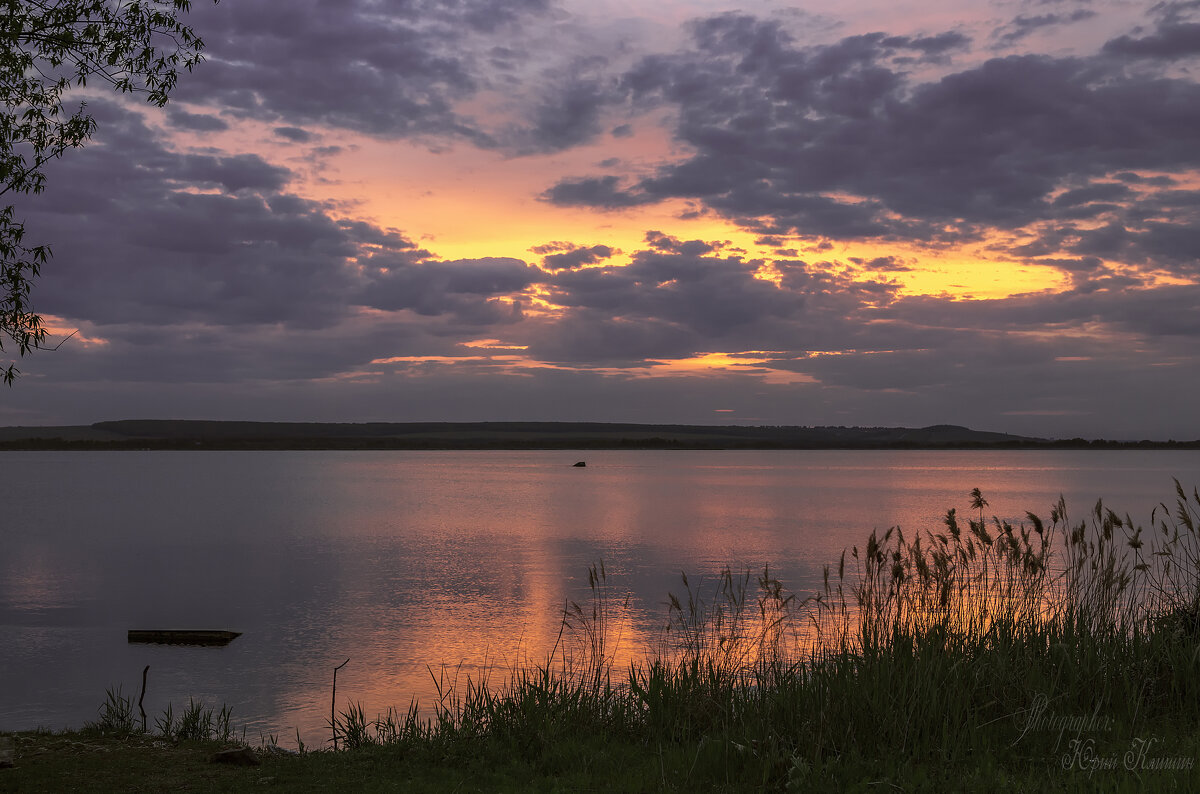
[1,419,1197,450]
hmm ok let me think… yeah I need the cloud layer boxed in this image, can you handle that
[5,0,1200,440]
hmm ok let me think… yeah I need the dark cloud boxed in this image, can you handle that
[881,32,972,55]
[519,235,901,365]
[723,283,1200,436]
[273,126,314,143]
[1026,256,1107,274]
[1005,179,1200,276]
[644,231,720,256]
[880,31,972,63]
[165,106,229,132]
[994,11,1098,46]
[532,243,616,271]
[512,73,620,153]
[175,0,552,142]
[1112,171,1175,186]
[1103,21,1200,59]
[17,101,534,336]
[522,308,702,365]
[7,101,569,395]
[1052,182,1133,207]
[174,153,293,194]
[1104,2,1200,59]
[29,183,364,328]
[357,257,539,321]
[543,12,1200,277]
[541,175,650,208]
[850,255,911,272]
[882,282,1200,344]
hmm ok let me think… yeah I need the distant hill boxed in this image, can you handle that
[0,419,1046,449]
[1,419,1194,450]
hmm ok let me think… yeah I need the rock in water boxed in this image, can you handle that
[573,461,586,467]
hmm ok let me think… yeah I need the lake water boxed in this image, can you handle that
[3,449,1200,746]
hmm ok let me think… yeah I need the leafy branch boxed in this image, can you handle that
[1,0,216,381]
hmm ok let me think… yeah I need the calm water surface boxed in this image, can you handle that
[3,449,1199,745]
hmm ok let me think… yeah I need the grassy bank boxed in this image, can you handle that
[6,485,1200,791]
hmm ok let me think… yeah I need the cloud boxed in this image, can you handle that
[174,0,553,143]
[1103,22,1200,59]
[1051,182,1132,207]
[994,10,1098,46]
[881,31,972,56]
[518,232,901,365]
[273,126,314,143]
[1005,181,1200,278]
[165,106,229,132]
[538,11,1200,282]
[509,72,622,153]
[16,101,540,338]
[541,175,650,208]
[850,255,911,272]
[356,257,540,321]
[531,243,617,271]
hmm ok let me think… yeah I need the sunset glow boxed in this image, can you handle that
[5,0,1200,439]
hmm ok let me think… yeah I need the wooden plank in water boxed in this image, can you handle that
[128,630,242,646]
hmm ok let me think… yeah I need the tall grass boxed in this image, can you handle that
[202,484,1200,785]
[87,690,238,744]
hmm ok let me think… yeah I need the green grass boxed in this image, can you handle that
[6,483,1200,791]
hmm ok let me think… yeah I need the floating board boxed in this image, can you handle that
[128,630,242,646]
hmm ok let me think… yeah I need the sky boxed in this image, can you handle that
[5,0,1200,439]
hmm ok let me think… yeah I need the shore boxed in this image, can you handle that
[5,719,1198,792]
